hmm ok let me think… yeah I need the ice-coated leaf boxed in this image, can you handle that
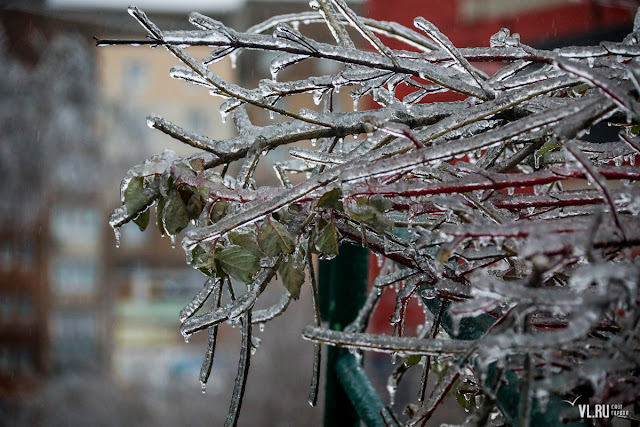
[191,244,216,277]
[124,176,149,212]
[133,208,150,232]
[405,354,422,366]
[228,231,264,258]
[314,219,339,256]
[156,196,166,235]
[186,193,204,220]
[210,200,229,224]
[278,255,306,299]
[316,187,344,210]
[257,219,295,257]
[359,195,393,212]
[348,204,394,232]
[216,245,261,283]
[164,193,190,236]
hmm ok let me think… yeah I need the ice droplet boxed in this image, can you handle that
[201,381,207,394]
[387,381,397,406]
[312,90,323,105]
[112,227,121,248]
[171,234,176,248]
[251,336,262,356]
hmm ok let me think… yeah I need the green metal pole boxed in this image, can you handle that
[334,353,389,427]
[320,244,388,427]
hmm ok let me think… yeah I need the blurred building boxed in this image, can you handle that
[0,226,48,396]
[0,6,102,400]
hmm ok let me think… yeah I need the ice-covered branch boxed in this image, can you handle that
[104,4,640,424]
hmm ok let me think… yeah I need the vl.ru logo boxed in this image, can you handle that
[563,395,630,419]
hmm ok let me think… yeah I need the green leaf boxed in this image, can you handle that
[228,231,264,258]
[159,176,174,198]
[314,220,339,256]
[369,195,393,213]
[124,176,150,212]
[356,195,393,212]
[189,157,205,172]
[316,187,343,210]
[177,185,195,205]
[210,201,229,224]
[349,205,394,233]
[156,196,166,235]
[133,208,150,232]
[534,142,560,167]
[197,186,210,198]
[216,245,261,283]
[273,204,302,223]
[455,391,470,410]
[278,256,306,299]
[186,194,204,220]
[191,245,216,277]
[405,354,422,367]
[258,220,295,257]
[164,193,190,235]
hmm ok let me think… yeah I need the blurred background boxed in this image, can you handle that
[0,0,635,425]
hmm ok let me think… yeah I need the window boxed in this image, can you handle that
[51,205,101,247]
[51,258,97,298]
[122,59,148,93]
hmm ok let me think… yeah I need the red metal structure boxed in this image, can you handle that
[367,0,634,48]
[364,0,636,335]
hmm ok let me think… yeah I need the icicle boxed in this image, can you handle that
[171,234,177,248]
[230,52,238,69]
[375,252,384,268]
[113,226,121,248]
[312,89,324,105]
[180,278,218,323]
[386,380,398,406]
[224,311,252,427]
[199,282,222,392]
[250,336,261,356]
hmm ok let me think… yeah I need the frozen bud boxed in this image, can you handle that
[363,121,375,134]
[490,28,520,48]
[362,116,380,134]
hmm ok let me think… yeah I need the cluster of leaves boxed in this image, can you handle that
[103,2,640,426]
